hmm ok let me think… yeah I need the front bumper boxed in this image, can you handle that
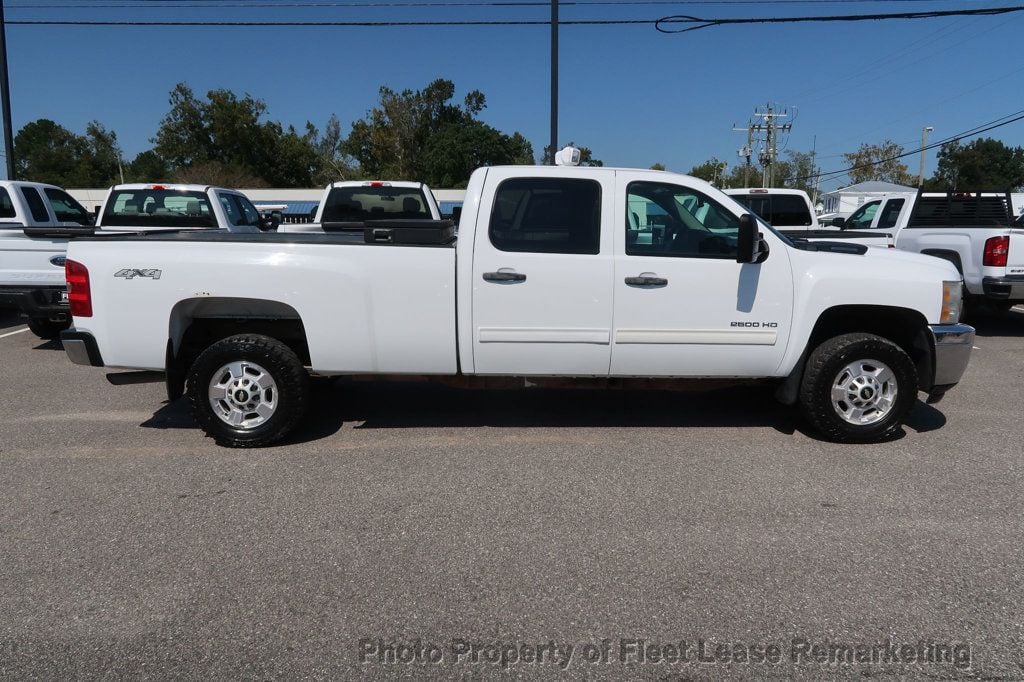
[926,323,974,403]
[60,330,104,367]
[0,285,69,319]
[981,275,1024,302]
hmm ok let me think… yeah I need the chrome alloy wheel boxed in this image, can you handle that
[830,359,898,426]
[208,361,278,429]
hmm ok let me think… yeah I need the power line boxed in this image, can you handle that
[11,0,961,5]
[800,109,1024,183]
[8,3,1024,26]
[656,5,1024,33]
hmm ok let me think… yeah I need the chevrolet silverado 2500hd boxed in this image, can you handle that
[1,183,274,339]
[61,156,975,447]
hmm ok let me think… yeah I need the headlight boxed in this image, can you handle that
[940,280,963,325]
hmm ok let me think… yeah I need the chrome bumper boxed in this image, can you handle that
[60,330,104,367]
[928,323,974,398]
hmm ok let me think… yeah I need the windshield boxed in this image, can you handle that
[730,193,813,227]
[101,189,216,228]
[321,185,431,223]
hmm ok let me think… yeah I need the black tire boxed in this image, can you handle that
[27,317,70,340]
[991,301,1017,314]
[187,334,310,448]
[799,333,918,443]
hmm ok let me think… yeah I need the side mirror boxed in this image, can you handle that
[831,216,846,229]
[258,214,280,232]
[736,214,769,264]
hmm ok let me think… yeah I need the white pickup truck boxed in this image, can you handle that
[0,183,274,338]
[0,181,95,337]
[61,155,975,447]
[833,192,1024,313]
[725,187,892,248]
[279,180,443,233]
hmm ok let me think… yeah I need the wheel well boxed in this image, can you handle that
[777,305,933,405]
[920,249,964,275]
[166,298,310,400]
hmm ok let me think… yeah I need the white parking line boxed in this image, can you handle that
[0,327,30,339]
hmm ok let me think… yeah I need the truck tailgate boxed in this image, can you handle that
[1008,229,1024,274]
[0,233,68,288]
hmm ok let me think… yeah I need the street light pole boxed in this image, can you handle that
[919,126,934,187]
[550,0,558,165]
[0,0,16,180]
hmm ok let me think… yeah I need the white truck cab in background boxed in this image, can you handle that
[724,188,820,230]
[1,183,272,339]
[279,181,442,233]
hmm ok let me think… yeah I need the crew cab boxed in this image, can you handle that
[61,152,975,447]
[726,187,892,248]
[892,192,1024,313]
[1,183,273,339]
[279,180,442,233]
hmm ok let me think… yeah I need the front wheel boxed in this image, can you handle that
[799,333,918,443]
[187,334,310,448]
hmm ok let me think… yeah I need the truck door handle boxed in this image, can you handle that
[625,275,668,287]
[483,271,527,283]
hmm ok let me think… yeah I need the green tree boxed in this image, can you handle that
[14,118,122,186]
[649,163,666,171]
[842,140,913,185]
[305,115,359,185]
[930,138,1024,190]
[343,79,487,180]
[688,157,727,185]
[153,83,320,187]
[125,150,170,183]
[422,122,533,188]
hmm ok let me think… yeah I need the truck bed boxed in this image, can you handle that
[68,231,458,373]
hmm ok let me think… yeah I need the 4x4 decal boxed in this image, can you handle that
[114,268,162,280]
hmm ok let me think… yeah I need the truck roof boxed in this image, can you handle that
[327,180,428,190]
[109,183,244,194]
[0,180,66,192]
[724,188,811,197]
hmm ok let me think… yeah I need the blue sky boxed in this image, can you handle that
[4,0,1024,189]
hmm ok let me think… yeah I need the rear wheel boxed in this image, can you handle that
[799,333,918,443]
[187,334,309,447]
[27,317,70,340]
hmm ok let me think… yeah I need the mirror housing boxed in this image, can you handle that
[736,214,769,264]
[258,214,280,232]
[831,216,846,229]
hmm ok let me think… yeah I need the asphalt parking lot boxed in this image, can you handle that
[1,308,1022,679]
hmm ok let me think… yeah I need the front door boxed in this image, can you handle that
[471,169,615,376]
[611,177,795,377]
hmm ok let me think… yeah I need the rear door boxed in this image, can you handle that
[471,169,615,376]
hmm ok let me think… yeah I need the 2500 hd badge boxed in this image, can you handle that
[730,321,779,328]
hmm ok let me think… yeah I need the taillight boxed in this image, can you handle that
[65,258,92,317]
[983,236,1010,267]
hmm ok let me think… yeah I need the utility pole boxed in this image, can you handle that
[549,0,558,165]
[752,104,791,188]
[732,120,754,188]
[919,126,933,187]
[0,0,15,180]
[809,135,819,206]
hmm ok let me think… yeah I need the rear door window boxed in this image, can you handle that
[0,188,16,222]
[877,198,906,230]
[488,177,602,255]
[218,192,261,228]
[19,187,52,223]
[44,188,91,225]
